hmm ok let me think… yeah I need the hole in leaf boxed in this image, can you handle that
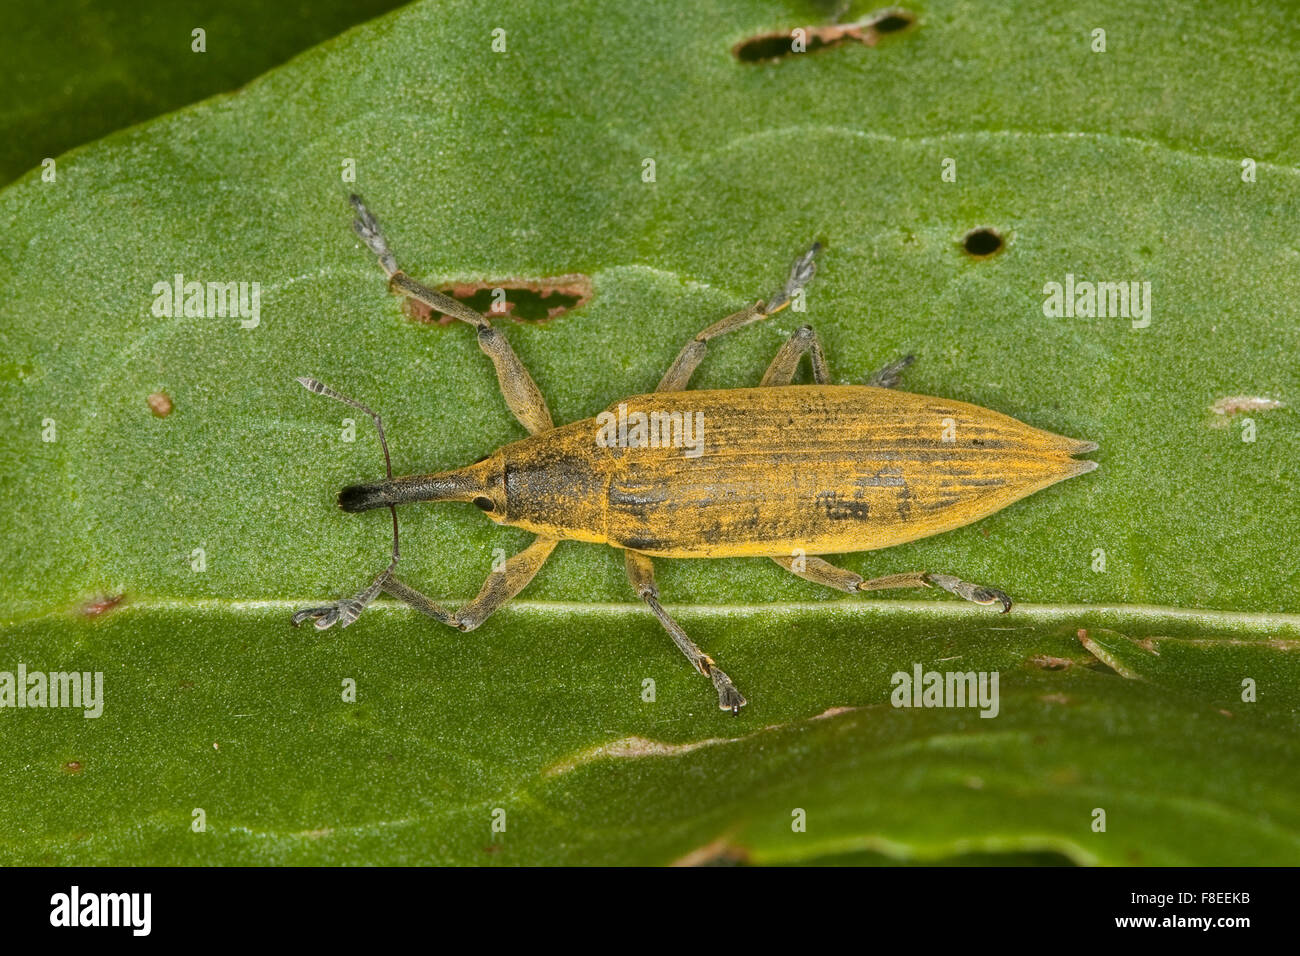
[732,9,914,62]
[403,274,592,325]
[962,228,1004,258]
[872,12,914,33]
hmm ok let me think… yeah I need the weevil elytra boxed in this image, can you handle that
[293,195,1098,714]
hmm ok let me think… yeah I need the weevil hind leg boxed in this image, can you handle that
[656,243,820,392]
[625,551,746,714]
[771,556,1012,612]
[349,194,554,435]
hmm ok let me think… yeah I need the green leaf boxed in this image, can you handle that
[0,0,412,186]
[2,0,1298,865]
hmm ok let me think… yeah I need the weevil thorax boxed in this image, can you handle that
[494,418,611,542]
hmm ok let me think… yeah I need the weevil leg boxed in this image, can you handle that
[624,550,746,714]
[771,557,1012,612]
[865,354,915,389]
[759,324,830,386]
[384,536,558,631]
[656,243,820,392]
[349,194,554,435]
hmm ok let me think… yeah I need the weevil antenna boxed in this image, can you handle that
[295,376,400,569]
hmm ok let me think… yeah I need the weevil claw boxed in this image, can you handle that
[713,670,747,714]
[925,574,1013,613]
[291,598,366,630]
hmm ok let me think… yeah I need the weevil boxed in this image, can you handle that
[292,195,1098,714]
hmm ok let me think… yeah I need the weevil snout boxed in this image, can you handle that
[338,456,505,515]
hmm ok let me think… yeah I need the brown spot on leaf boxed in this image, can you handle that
[1209,395,1283,425]
[147,391,173,417]
[63,760,83,773]
[1029,655,1073,671]
[81,594,124,617]
[1048,766,1081,785]
[1076,628,1141,679]
[671,838,751,867]
[404,274,592,324]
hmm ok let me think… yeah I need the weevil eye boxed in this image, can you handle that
[472,496,495,512]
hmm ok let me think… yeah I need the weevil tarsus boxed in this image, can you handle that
[349,194,398,277]
[764,241,820,315]
[866,353,916,389]
[923,573,1013,614]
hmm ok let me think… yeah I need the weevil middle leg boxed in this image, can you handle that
[656,242,820,392]
[625,550,746,714]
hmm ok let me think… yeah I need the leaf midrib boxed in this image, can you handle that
[12,598,1300,634]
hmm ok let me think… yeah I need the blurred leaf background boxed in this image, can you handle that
[0,0,1297,865]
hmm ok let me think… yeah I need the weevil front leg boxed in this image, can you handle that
[657,243,820,392]
[383,536,558,631]
[350,194,554,435]
[625,550,746,714]
[771,556,1012,612]
[760,324,831,386]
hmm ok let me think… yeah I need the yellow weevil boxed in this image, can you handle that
[293,195,1098,714]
